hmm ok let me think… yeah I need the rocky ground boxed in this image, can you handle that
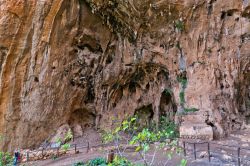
[20,127,250,166]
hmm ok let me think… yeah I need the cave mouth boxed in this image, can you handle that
[159,90,177,122]
[68,108,96,138]
[134,104,154,130]
[239,69,250,126]
[246,115,250,125]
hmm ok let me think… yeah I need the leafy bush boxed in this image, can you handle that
[73,156,135,166]
[86,157,106,166]
[56,130,73,152]
[108,156,134,166]
[0,152,14,166]
[179,159,187,166]
[73,161,85,166]
[177,77,187,89]
[184,108,199,113]
[65,130,73,142]
[179,91,185,105]
[102,116,182,166]
[158,117,179,139]
[61,143,70,151]
[175,20,185,32]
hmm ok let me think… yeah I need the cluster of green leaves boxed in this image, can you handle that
[102,116,137,144]
[158,117,179,139]
[108,156,134,166]
[56,130,73,152]
[73,156,134,166]
[0,152,13,166]
[73,161,85,166]
[61,143,71,151]
[130,128,157,153]
[183,108,199,113]
[177,77,187,89]
[179,91,185,105]
[177,76,198,113]
[101,116,185,166]
[177,76,187,107]
[65,130,73,142]
[180,159,188,166]
[178,76,186,106]
[87,157,106,166]
[175,20,185,32]
[147,117,178,141]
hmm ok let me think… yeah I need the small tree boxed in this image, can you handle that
[102,116,186,166]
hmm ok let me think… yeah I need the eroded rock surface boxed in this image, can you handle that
[0,0,249,151]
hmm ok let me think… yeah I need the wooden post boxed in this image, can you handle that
[42,148,44,157]
[237,147,241,166]
[57,147,59,157]
[208,142,211,162]
[107,149,114,163]
[87,142,90,153]
[193,143,196,160]
[26,151,29,162]
[74,144,77,154]
[183,141,186,156]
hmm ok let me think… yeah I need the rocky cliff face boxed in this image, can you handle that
[0,0,249,151]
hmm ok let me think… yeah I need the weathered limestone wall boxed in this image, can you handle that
[0,0,249,151]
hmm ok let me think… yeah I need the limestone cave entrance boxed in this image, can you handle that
[245,70,250,125]
[239,65,250,125]
[159,90,177,121]
[68,108,96,138]
[134,104,154,129]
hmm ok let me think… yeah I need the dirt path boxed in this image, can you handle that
[22,128,250,166]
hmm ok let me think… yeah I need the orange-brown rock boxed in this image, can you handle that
[0,0,249,151]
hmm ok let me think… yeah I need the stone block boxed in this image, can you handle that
[180,123,213,140]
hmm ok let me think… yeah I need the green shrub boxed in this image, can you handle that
[101,116,183,166]
[175,20,185,32]
[184,108,199,113]
[177,77,187,89]
[61,143,70,151]
[179,91,185,104]
[108,156,134,166]
[148,116,178,139]
[86,157,106,166]
[179,159,187,166]
[65,130,73,142]
[158,117,179,139]
[73,161,85,166]
[0,152,14,166]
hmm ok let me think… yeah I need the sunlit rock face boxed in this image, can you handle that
[0,0,249,151]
